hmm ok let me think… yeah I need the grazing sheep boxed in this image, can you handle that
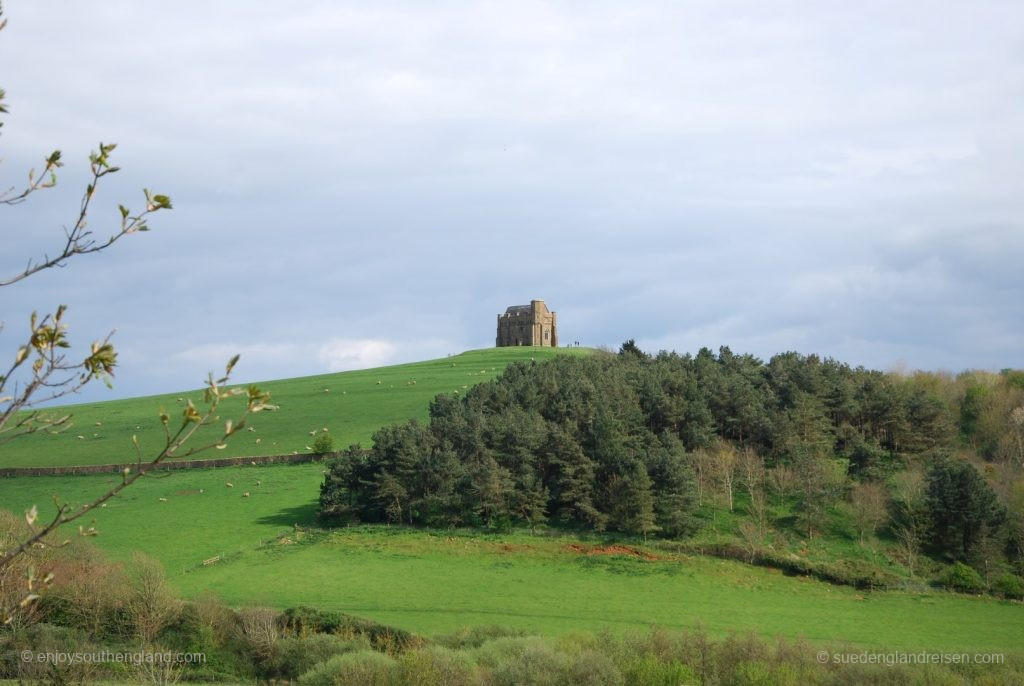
[247,426,256,432]
[376,380,382,385]
[77,435,85,440]
[242,492,250,498]
[226,482,234,488]
[158,497,167,502]
[322,427,328,432]
[255,438,261,444]
[324,388,330,393]
[199,489,205,494]
[95,421,102,426]
[309,430,316,436]
[250,461,257,465]
[100,503,107,508]
[256,480,261,486]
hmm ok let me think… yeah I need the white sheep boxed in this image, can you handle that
[226,482,234,488]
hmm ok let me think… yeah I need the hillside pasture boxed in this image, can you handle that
[0,347,587,468]
[1,463,1021,653]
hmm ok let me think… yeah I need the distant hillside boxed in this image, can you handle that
[1,347,594,468]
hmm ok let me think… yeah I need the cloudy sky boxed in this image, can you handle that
[1,1,1023,402]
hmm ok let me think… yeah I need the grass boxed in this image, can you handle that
[1,463,1022,653]
[1,346,590,468]
[2,345,1020,658]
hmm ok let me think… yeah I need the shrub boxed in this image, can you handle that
[398,645,480,686]
[473,636,570,686]
[435,624,526,649]
[938,562,986,593]
[993,572,1024,600]
[298,650,399,686]
[234,607,281,666]
[123,552,182,643]
[279,606,418,651]
[270,633,372,680]
[564,649,623,686]
[731,661,805,686]
[621,654,695,686]
[312,432,336,456]
[0,623,104,683]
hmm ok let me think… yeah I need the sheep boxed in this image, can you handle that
[322,427,328,432]
[255,480,261,486]
[376,380,382,385]
[226,482,234,488]
[324,388,330,393]
[255,438,262,445]
[95,421,102,426]
[199,489,205,494]
[76,435,85,440]
[308,430,316,436]
[242,492,250,498]
[158,497,168,502]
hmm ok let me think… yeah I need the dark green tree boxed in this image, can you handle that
[925,457,1005,563]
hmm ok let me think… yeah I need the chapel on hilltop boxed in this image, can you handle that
[496,300,557,347]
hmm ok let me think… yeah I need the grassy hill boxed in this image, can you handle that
[1,346,591,468]
[2,345,1022,656]
[1,462,1021,650]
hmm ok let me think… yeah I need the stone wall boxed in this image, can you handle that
[0,451,333,477]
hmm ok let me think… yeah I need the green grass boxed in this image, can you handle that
[2,347,589,468]
[1,463,1021,653]
[2,345,1020,656]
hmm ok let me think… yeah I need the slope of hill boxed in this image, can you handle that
[2,462,1021,651]
[1,347,593,468]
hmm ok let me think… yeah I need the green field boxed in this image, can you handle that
[2,346,1021,658]
[1,463,1021,652]
[1,347,587,468]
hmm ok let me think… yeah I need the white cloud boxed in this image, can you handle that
[317,339,398,372]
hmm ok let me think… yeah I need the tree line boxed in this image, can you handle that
[320,342,1024,579]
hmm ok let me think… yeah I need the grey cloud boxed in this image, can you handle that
[1,1,1023,404]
